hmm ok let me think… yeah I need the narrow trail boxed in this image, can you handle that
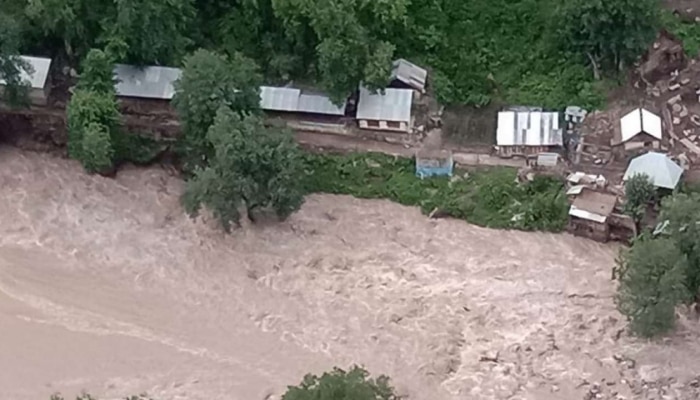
[0,148,698,400]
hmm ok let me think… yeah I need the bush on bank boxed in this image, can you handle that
[302,153,568,232]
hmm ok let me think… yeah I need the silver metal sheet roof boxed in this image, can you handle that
[260,86,300,112]
[391,58,427,92]
[496,111,563,146]
[356,86,412,122]
[0,56,52,89]
[623,151,683,189]
[620,108,662,142]
[114,64,182,100]
[297,93,345,115]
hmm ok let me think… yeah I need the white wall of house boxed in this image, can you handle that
[358,119,409,133]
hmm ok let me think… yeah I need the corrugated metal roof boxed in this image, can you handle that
[0,56,52,89]
[569,205,607,224]
[391,58,427,92]
[356,86,412,122]
[260,86,300,112]
[297,93,345,115]
[114,64,182,100]
[620,108,662,142]
[496,111,563,147]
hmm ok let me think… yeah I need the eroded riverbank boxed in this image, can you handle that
[0,148,698,400]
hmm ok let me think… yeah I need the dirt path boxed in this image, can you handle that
[0,149,698,400]
[295,130,526,168]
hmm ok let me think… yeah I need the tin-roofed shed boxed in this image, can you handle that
[113,64,182,116]
[356,86,413,133]
[260,86,300,112]
[567,189,618,242]
[114,64,182,100]
[390,59,427,93]
[0,56,53,106]
[496,110,563,157]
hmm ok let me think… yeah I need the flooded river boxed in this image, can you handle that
[0,148,699,400]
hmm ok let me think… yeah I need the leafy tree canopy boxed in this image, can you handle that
[183,105,304,232]
[108,0,195,65]
[282,366,399,400]
[659,193,700,302]
[271,0,407,103]
[0,11,31,107]
[624,173,655,222]
[66,88,120,173]
[172,49,262,172]
[615,235,689,338]
[556,0,660,76]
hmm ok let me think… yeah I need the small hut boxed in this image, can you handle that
[113,64,182,115]
[0,56,53,106]
[356,86,413,133]
[567,189,618,242]
[415,148,454,179]
[613,108,663,150]
[389,59,427,95]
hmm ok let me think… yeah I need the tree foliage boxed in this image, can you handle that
[659,193,700,302]
[624,173,655,222]
[556,0,659,76]
[172,49,262,172]
[0,11,31,107]
[76,48,116,93]
[615,236,688,338]
[182,106,304,232]
[282,366,399,400]
[110,0,195,65]
[25,0,112,59]
[271,0,405,103]
[66,88,119,172]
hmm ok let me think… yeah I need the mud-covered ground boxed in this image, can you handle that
[0,149,698,400]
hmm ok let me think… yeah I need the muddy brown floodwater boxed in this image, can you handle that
[1,148,699,400]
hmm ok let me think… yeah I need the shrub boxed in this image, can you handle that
[282,366,399,400]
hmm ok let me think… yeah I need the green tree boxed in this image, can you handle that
[282,366,399,400]
[556,0,659,77]
[25,0,112,59]
[66,89,120,172]
[272,0,407,103]
[624,173,655,223]
[172,49,262,172]
[0,11,31,107]
[615,236,689,337]
[109,0,195,65]
[182,106,304,232]
[659,193,700,304]
[76,48,116,93]
[79,121,114,173]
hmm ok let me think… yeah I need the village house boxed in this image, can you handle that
[389,59,427,96]
[567,188,618,242]
[616,108,663,151]
[113,64,182,115]
[356,86,413,133]
[0,56,52,106]
[259,86,346,124]
[495,110,563,157]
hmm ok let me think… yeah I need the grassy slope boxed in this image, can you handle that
[303,153,569,232]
